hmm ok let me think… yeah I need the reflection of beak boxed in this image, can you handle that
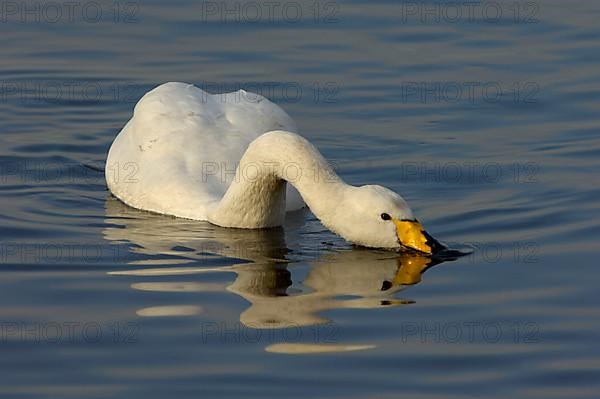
[393,219,444,255]
[381,251,452,291]
[392,255,430,285]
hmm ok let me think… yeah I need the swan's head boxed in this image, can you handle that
[334,185,444,253]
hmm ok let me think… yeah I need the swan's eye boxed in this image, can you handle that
[380,213,391,221]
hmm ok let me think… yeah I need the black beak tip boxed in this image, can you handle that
[423,231,471,261]
[423,230,446,254]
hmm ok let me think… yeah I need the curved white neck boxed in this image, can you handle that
[207,131,352,229]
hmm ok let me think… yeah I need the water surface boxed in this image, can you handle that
[1,1,599,397]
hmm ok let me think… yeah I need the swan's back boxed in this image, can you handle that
[106,82,303,220]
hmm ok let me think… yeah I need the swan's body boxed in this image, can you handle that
[106,82,441,252]
[106,82,303,220]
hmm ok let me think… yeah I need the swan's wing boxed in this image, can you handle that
[106,82,304,220]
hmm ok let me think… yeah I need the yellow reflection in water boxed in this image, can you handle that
[136,305,204,317]
[265,343,376,354]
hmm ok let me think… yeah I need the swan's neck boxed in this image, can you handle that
[207,131,351,228]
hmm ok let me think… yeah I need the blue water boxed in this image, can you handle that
[1,0,600,397]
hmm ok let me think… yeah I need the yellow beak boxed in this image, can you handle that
[393,219,440,255]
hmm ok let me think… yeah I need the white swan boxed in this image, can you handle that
[106,82,443,253]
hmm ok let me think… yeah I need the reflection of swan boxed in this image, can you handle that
[104,198,447,327]
[106,82,443,252]
[103,195,292,264]
[226,251,436,328]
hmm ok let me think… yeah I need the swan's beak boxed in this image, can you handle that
[393,219,444,255]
